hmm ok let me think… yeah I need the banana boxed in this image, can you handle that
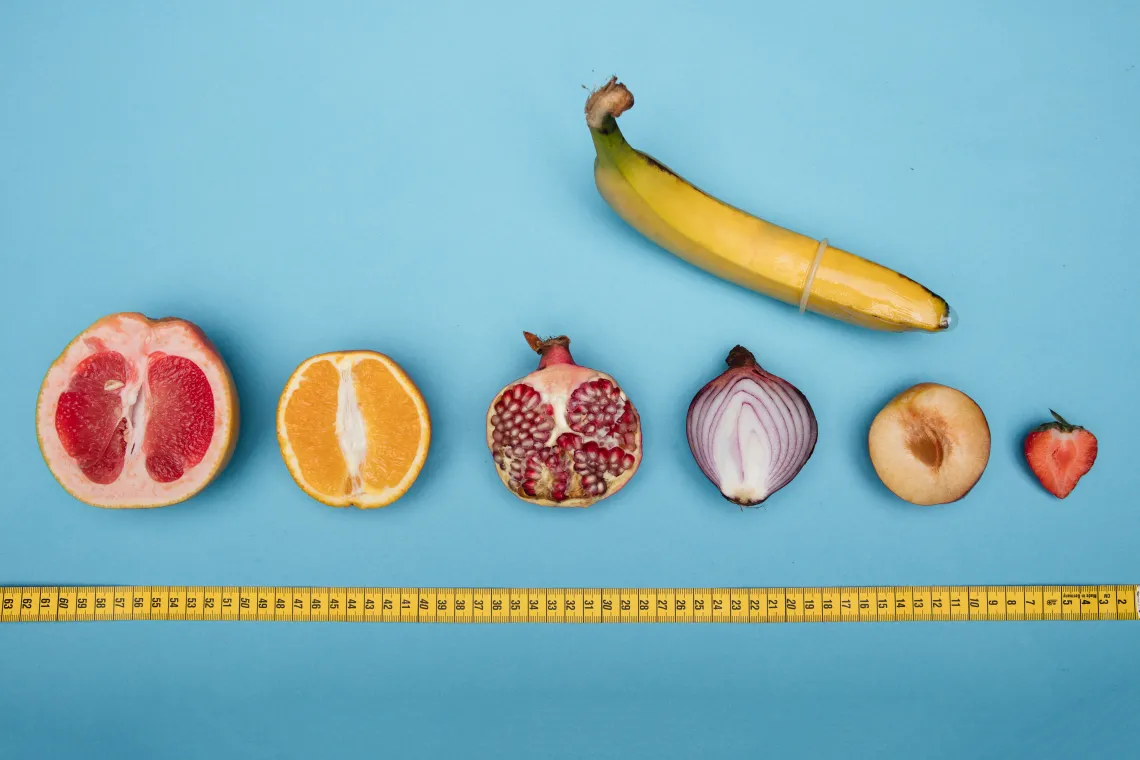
[585,77,952,333]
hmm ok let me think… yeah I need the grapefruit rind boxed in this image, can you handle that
[276,351,431,509]
[35,312,240,509]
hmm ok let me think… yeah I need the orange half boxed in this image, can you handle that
[276,351,431,508]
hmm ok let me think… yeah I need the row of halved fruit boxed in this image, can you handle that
[36,312,628,509]
[36,312,1097,510]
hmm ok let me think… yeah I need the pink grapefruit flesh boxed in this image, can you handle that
[36,313,239,508]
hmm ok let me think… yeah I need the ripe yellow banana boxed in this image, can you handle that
[585,77,952,333]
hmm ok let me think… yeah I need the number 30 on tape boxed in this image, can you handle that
[2,585,1138,624]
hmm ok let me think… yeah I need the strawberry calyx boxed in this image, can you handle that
[1033,409,1084,434]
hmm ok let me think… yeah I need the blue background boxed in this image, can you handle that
[2,2,1138,757]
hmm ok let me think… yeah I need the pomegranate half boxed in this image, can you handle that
[35,312,239,508]
[486,332,642,507]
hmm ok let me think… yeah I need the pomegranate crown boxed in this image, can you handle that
[523,331,575,369]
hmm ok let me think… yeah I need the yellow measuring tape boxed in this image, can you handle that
[2,585,1137,623]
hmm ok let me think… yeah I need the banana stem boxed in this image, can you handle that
[585,77,634,133]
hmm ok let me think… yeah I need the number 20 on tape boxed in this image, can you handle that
[2,585,1138,624]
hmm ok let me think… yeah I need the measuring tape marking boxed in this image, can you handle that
[1,585,1136,623]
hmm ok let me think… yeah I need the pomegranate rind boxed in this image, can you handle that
[275,351,432,509]
[35,312,240,509]
[485,364,643,508]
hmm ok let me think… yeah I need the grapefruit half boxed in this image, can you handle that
[36,312,239,508]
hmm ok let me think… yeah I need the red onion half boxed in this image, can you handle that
[686,346,817,507]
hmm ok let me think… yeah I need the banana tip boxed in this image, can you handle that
[941,304,957,331]
[585,76,634,130]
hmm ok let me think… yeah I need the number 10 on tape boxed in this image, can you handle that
[2,585,1138,624]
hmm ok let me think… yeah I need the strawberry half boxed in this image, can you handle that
[1023,411,1098,498]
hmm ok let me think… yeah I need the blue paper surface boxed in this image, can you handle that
[1,2,1138,757]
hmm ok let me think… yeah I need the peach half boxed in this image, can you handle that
[867,383,990,506]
